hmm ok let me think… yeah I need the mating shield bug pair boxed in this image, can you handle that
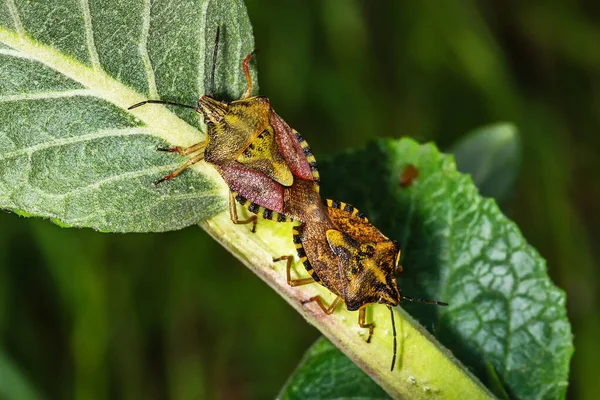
[129,26,447,372]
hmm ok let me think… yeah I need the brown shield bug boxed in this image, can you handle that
[276,199,448,371]
[128,27,319,230]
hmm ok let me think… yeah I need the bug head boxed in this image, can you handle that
[364,239,402,308]
[326,230,401,311]
[197,96,228,125]
[369,239,402,308]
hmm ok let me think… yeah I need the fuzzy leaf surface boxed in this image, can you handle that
[0,0,256,232]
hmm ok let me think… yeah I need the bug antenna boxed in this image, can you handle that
[401,295,448,307]
[210,26,221,96]
[128,100,198,111]
[389,306,397,372]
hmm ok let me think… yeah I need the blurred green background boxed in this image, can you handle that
[1,1,598,399]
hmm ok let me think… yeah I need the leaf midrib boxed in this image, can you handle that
[0,25,224,186]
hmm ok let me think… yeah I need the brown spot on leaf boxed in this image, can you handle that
[400,164,419,187]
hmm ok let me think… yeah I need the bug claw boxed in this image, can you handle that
[154,176,170,186]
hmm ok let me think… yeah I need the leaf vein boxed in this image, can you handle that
[0,48,31,59]
[5,0,24,35]
[140,0,158,98]
[66,186,220,226]
[233,3,243,92]
[0,127,157,161]
[79,0,101,70]
[51,162,182,199]
[0,89,95,103]
[196,0,211,97]
[0,26,204,146]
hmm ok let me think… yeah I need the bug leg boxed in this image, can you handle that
[273,256,315,287]
[301,295,342,315]
[240,50,257,99]
[154,152,205,185]
[229,191,257,232]
[358,306,375,343]
[158,141,206,156]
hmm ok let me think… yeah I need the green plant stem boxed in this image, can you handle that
[202,212,493,399]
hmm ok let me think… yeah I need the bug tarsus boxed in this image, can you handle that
[157,146,181,153]
[153,176,170,186]
[273,256,314,287]
[228,192,258,232]
[301,296,341,315]
[153,151,205,186]
[358,307,374,343]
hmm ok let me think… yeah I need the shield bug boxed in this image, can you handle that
[276,199,447,371]
[128,27,319,230]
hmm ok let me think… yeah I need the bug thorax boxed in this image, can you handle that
[199,96,272,144]
[201,95,301,189]
[344,268,401,311]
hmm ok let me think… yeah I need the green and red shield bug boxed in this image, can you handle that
[128,27,319,230]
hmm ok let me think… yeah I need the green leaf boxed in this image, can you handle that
[448,123,521,204]
[0,0,256,232]
[315,138,573,399]
[0,348,41,400]
[485,362,510,400]
[280,337,389,400]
